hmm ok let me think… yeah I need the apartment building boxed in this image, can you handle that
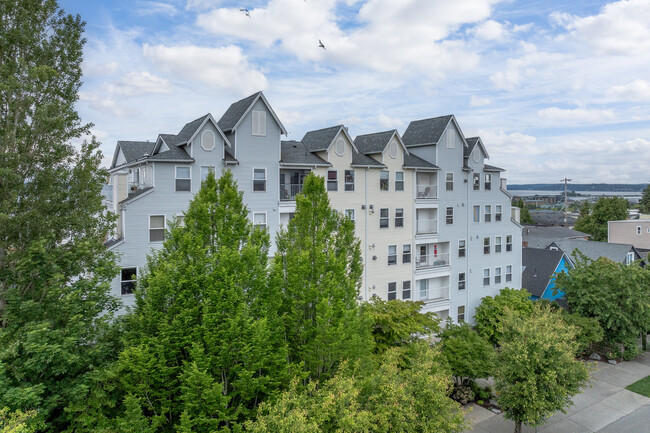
[608,218,650,251]
[105,91,522,322]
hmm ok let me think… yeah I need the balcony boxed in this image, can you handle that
[416,218,437,235]
[416,184,437,199]
[415,252,450,270]
[127,181,153,197]
[280,183,304,201]
[418,285,449,302]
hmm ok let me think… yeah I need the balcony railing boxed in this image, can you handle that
[416,218,437,235]
[418,286,450,302]
[128,181,152,195]
[415,252,450,270]
[280,183,304,201]
[416,184,437,199]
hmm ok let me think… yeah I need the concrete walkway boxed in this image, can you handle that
[465,351,650,433]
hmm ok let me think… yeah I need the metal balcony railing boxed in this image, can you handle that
[128,181,152,194]
[416,218,437,235]
[415,252,450,270]
[280,183,304,200]
[416,184,437,199]
[418,286,450,302]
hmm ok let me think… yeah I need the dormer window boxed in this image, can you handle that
[252,111,266,136]
[202,130,215,151]
[335,138,345,156]
[446,132,454,148]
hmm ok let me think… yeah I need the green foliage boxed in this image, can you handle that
[560,311,604,356]
[474,288,534,346]
[513,198,533,224]
[80,171,289,432]
[0,408,41,433]
[574,197,628,241]
[0,1,121,430]
[626,375,650,398]
[639,184,650,214]
[363,297,440,354]
[555,254,650,354]
[438,321,496,385]
[495,304,590,433]
[246,342,468,433]
[271,173,372,381]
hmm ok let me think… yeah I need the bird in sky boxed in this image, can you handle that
[240,8,251,18]
[318,39,326,50]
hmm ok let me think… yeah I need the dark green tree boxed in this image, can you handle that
[0,1,121,430]
[639,184,650,214]
[438,321,496,386]
[80,171,289,432]
[271,173,372,381]
[513,198,533,224]
[474,288,534,346]
[574,197,627,241]
[495,304,589,433]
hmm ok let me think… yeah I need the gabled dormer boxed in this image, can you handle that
[402,115,468,168]
[354,129,410,166]
[464,137,489,168]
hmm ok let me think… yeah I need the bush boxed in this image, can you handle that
[451,386,475,405]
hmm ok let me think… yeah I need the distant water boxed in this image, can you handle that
[510,190,641,199]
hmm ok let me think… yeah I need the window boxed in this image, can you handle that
[483,268,490,286]
[149,215,165,242]
[253,168,266,192]
[176,214,185,227]
[637,226,642,235]
[473,173,480,190]
[403,244,411,263]
[201,130,215,151]
[175,166,191,191]
[395,208,404,228]
[485,174,492,190]
[495,236,502,253]
[626,252,635,265]
[395,171,404,191]
[484,237,490,254]
[506,265,512,282]
[484,205,492,222]
[388,282,397,300]
[445,172,453,191]
[380,208,389,228]
[345,209,355,221]
[327,170,338,191]
[252,110,266,136]
[388,245,397,265]
[121,267,137,295]
[446,207,454,224]
[344,170,355,191]
[458,273,466,291]
[419,279,429,299]
[506,235,513,252]
[473,205,480,222]
[457,305,465,323]
[495,267,502,284]
[253,212,267,230]
[446,132,455,149]
[380,171,389,191]
[458,240,466,258]
[335,138,345,156]
[402,281,411,300]
[201,166,216,182]
[496,205,502,222]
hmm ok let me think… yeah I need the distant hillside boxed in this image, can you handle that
[507,183,647,192]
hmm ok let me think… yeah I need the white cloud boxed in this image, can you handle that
[142,44,267,95]
[109,71,173,95]
[136,1,179,16]
[537,107,615,122]
[607,79,650,102]
[476,130,539,155]
[469,95,491,107]
[83,60,119,76]
[377,114,404,129]
[472,20,507,41]
[79,92,140,117]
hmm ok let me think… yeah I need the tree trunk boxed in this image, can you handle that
[514,420,522,433]
[642,331,647,351]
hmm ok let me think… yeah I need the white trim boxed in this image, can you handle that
[200,165,217,183]
[148,214,166,243]
[201,130,216,151]
[252,211,267,229]
[229,92,288,135]
[445,172,454,191]
[252,110,267,136]
[175,165,191,192]
[252,167,267,192]
[120,266,138,296]
[335,138,345,156]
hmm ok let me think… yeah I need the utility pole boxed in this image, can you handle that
[560,178,572,226]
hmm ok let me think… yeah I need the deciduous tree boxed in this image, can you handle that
[438,321,496,386]
[474,288,534,345]
[574,197,628,241]
[639,184,650,214]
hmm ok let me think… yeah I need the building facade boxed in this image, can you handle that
[105,91,523,323]
[608,219,650,251]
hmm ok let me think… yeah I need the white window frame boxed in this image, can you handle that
[446,206,454,225]
[201,130,215,151]
[458,239,466,258]
[473,205,480,223]
[380,208,389,229]
[149,214,166,243]
[395,171,404,191]
[389,141,398,158]
[626,252,635,265]
[395,208,404,228]
[344,169,355,191]
[457,305,465,323]
[388,245,397,266]
[484,236,490,254]
[253,212,267,230]
[495,267,502,284]
[446,132,454,149]
[175,166,191,192]
[335,138,345,156]
[419,279,429,300]
[445,172,453,191]
[252,110,266,136]
[495,236,502,253]
[458,272,466,291]
[402,244,411,263]
[496,204,502,222]
[473,173,480,190]
[506,235,513,252]
[506,265,513,282]
[637,226,642,235]
[200,166,216,183]
[485,173,492,190]
[484,205,492,222]
[253,168,267,192]
[483,268,490,286]
[345,209,355,221]
[387,282,397,300]
[380,171,389,191]
[402,280,411,300]
[121,267,137,295]
[327,170,338,191]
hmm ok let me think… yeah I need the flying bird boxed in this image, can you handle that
[318,39,326,50]
[240,8,251,18]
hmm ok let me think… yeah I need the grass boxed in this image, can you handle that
[626,375,650,397]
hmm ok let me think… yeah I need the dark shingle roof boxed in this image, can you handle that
[522,248,566,298]
[159,134,179,147]
[403,153,439,170]
[176,114,210,145]
[302,125,343,152]
[120,186,154,204]
[465,137,479,158]
[147,146,193,161]
[351,151,385,168]
[104,237,124,249]
[548,239,639,264]
[484,164,504,172]
[523,225,589,239]
[402,115,453,147]
[217,92,261,132]
[118,141,156,164]
[224,147,238,165]
[354,130,395,154]
[280,141,330,166]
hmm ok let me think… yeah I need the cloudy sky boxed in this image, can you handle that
[60,0,650,184]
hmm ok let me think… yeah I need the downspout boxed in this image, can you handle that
[364,168,368,301]
[466,170,470,316]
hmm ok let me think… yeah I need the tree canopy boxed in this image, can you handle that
[640,184,650,214]
[574,197,628,241]
[474,288,534,346]
[438,321,496,385]
[513,198,533,224]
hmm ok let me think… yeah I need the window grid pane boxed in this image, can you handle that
[380,171,389,191]
[446,207,453,224]
[388,245,397,265]
[327,170,338,191]
[380,208,389,229]
[395,208,404,228]
[403,244,411,263]
[344,170,355,191]
[388,282,397,300]
[395,171,404,191]
[402,281,411,299]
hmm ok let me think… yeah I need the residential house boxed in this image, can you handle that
[522,248,573,301]
[547,239,642,266]
[608,219,650,254]
[522,225,590,248]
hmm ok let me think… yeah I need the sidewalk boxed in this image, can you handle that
[465,351,650,433]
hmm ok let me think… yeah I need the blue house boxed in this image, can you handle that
[522,248,573,301]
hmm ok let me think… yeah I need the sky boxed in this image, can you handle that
[58,0,650,184]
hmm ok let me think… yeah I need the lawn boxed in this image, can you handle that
[626,375,650,397]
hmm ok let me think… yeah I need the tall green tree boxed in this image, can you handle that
[495,304,589,433]
[574,197,628,241]
[438,321,496,386]
[474,288,534,346]
[84,171,289,432]
[271,173,372,381]
[0,1,121,430]
[640,184,650,214]
[514,198,533,224]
